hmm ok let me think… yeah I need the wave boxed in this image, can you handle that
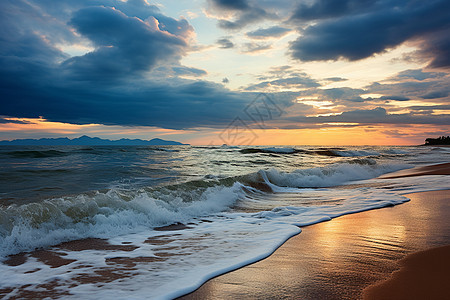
[331,149,381,157]
[0,146,181,160]
[258,161,406,191]
[312,148,409,157]
[0,161,408,258]
[0,183,244,258]
[239,147,409,157]
[382,149,409,155]
[150,148,179,152]
[2,150,69,158]
[240,147,299,154]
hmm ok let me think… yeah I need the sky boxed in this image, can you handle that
[0,0,449,145]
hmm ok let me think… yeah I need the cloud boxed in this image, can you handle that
[210,0,249,11]
[0,0,298,130]
[217,38,235,49]
[1,72,283,129]
[394,69,447,81]
[290,0,377,22]
[321,87,365,101]
[217,7,273,30]
[62,6,191,81]
[256,65,294,80]
[365,68,450,101]
[1,0,448,135]
[207,0,278,30]
[367,79,449,101]
[0,117,31,124]
[417,28,450,69]
[408,105,450,111]
[286,107,450,125]
[421,90,449,99]
[323,77,348,82]
[172,66,207,77]
[289,0,450,68]
[246,75,321,91]
[246,26,291,39]
[242,42,272,53]
[378,95,410,101]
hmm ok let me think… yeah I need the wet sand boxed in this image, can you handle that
[363,245,450,300]
[179,189,450,299]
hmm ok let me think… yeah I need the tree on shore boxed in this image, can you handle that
[425,136,450,145]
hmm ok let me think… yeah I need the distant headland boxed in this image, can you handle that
[423,136,450,146]
[0,135,188,146]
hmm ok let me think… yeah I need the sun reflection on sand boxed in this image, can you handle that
[180,190,450,299]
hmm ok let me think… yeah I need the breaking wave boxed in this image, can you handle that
[0,161,408,258]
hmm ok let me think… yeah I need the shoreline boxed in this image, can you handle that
[179,176,450,300]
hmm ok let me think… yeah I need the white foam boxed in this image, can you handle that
[0,183,244,258]
[259,162,409,190]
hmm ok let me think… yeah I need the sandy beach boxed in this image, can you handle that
[180,165,450,299]
[363,245,450,300]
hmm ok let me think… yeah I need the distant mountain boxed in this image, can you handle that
[0,135,188,146]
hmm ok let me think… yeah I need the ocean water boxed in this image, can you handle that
[0,145,449,299]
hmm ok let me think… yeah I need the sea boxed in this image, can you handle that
[0,145,449,299]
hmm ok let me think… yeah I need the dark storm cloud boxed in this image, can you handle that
[290,0,378,22]
[63,6,189,81]
[0,73,270,129]
[211,0,249,10]
[172,66,207,77]
[289,0,450,68]
[421,90,449,99]
[208,0,277,30]
[0,0,296,130]
[246,26,291,39]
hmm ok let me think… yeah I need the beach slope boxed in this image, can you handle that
[179,165,450,299]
